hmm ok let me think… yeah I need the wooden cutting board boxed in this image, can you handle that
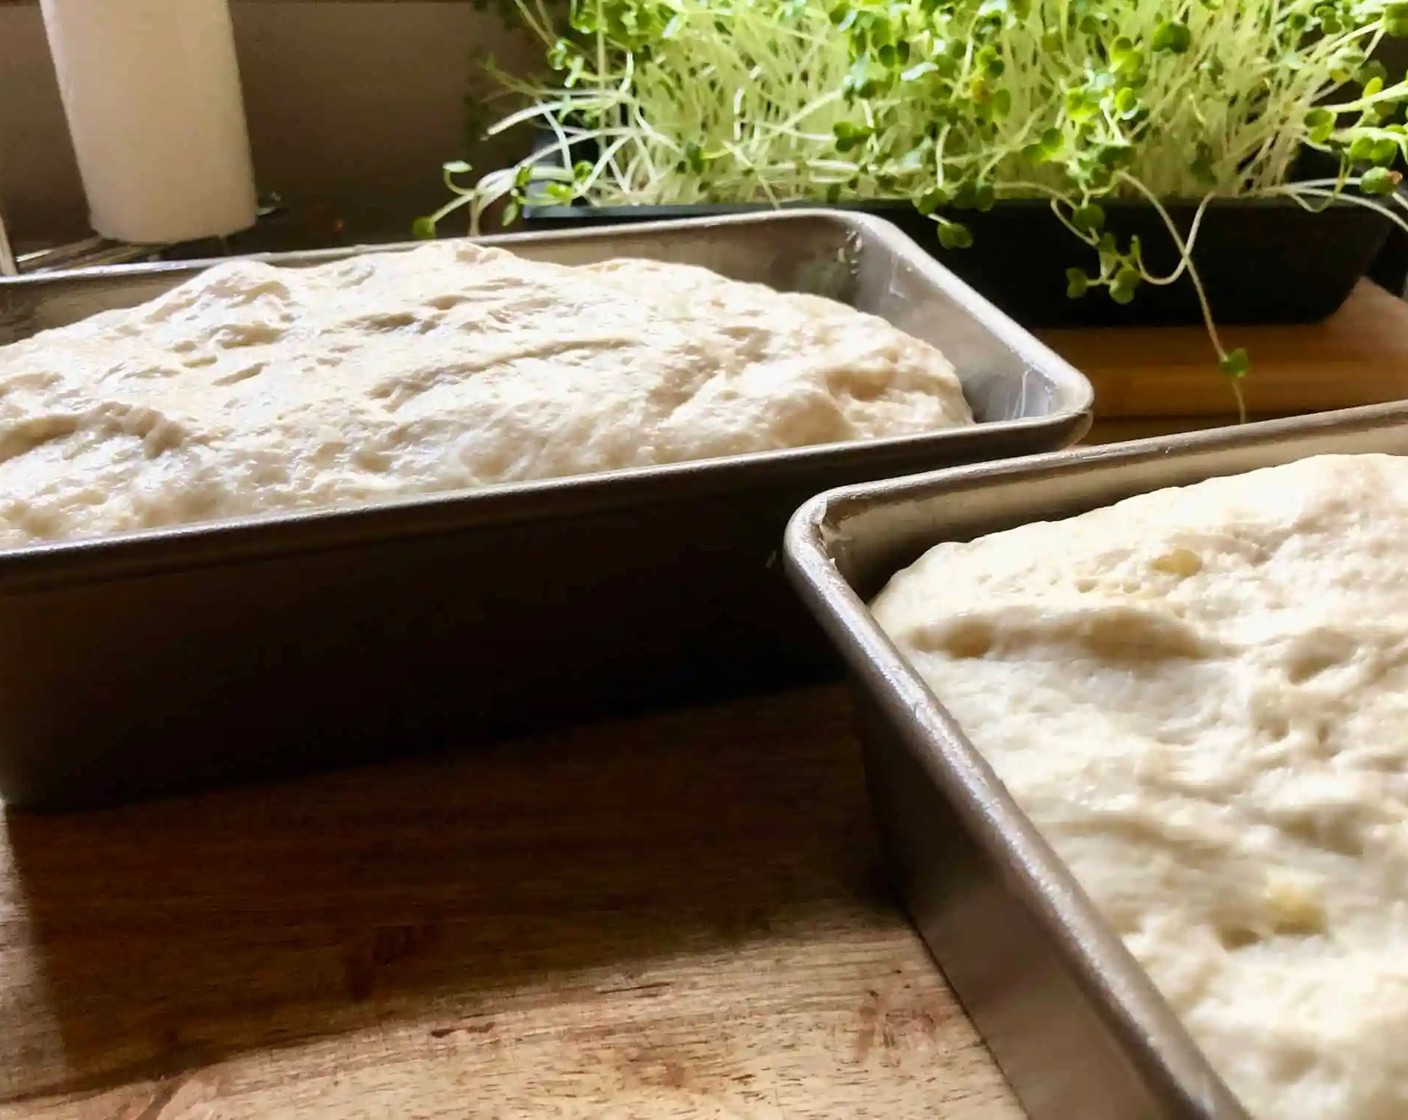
[1047,279,1408,423]
[0,687,1021,1120]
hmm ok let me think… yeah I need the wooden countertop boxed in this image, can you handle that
[4,282,1408,1120]
[0,688,1019,1120]
[1043,279,1408,426]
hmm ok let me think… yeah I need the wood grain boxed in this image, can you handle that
[0,686,1020,1120]
[1046,280,1408,419]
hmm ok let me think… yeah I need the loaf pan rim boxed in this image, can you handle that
[781,401,1408,1120]
[0,208,1093,591]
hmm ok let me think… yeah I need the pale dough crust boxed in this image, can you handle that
[873,453,1408,1120]
[0,240,971,545]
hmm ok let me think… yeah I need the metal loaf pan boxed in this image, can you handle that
[0,210,1091,809]
[784,402,1408,1120]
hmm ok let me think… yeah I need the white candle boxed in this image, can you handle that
[38,0,259,245]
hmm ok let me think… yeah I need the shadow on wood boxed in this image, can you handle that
[0,687,890,1106]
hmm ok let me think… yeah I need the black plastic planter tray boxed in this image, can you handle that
[525,196,1391,328]
[522,133,1392,328]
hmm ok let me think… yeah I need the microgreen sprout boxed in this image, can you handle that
[423,0,1408,395]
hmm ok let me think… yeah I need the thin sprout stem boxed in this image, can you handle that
[1139,192,1214,287]
[577,134,636,194]
[1117,171,1241,418]
[1229,376,1248,425]
[996,180,1067,202]
[425,193,474,228]
[1268,184,1408,237]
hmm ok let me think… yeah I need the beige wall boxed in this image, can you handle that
[0,1,539,249]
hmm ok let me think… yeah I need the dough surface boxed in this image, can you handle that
[0,240,971,545]
[872,453,1408,1120]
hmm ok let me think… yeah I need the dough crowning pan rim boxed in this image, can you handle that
[0,237,970,547]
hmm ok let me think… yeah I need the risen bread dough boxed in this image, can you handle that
[0,240,970,545]
[872,453,1408,1120]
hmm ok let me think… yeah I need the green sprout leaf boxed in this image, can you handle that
[1360,61,1390,88]
[442,159,473,175]
[1078,11,1108,35]
[1096,232,1119,271]
[844,55,883,99]
[546,39,573,70]
[1109,36,1145,77]
[1114,86,1141,118]
[1219,348,1251,378]
[1065,267,1091,298]
[917,186,950,215]
[833,121,875,153]
[1022,128,1066,164]
[1361,166,1402,194]
[937,220,974,249]
[1097,140,1135,170]
[1305,108,1336,144]
[1072,203,1105,232]
[1109,266,1141,304]
[1330,48,1367,84]
[1388,1,1408,35]
[411,216,438,240]
[1349,135,1380,164]
[1065,88,1100,123]
[1151,20,1193,53]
